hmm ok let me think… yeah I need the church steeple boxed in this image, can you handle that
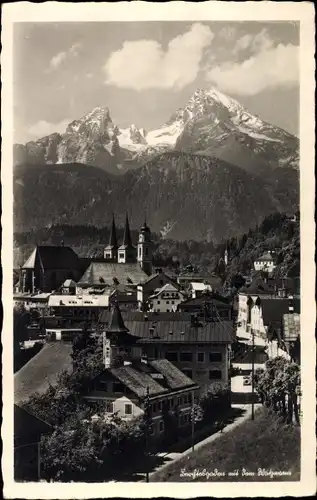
[109,214,118,248]
[122,213,133,248]
[118,213,136,263]
[137,218,153,275]
[104,214,118,261]
[107,301,129,334]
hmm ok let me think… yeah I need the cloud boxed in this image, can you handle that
[47,42,82,71]
[27,119,70,140]
[104,23,214,91]
[206,42,299,96]
[233,29,274,55]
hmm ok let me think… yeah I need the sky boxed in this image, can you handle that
[13,21,300,143]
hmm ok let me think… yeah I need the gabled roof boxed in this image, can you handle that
[62,279,77,287]
[14,404,51,443]
[22,246,80,270]
[178,293,231,308]
[110,365,167,398]
[261,299,300,328]
[120,213,133,249]
[78,262,148,287]
[139,271,179,288]
[105,214,118,249]
[149,283,184,299]
[255,252,275,262]
[148,359,197,390]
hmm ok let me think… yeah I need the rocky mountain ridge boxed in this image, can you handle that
[14,87,299,175]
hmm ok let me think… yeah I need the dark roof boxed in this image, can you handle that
[178,293,231,308]
[22,245,80,270]
[105,214,118,249]
[140,271,179,288]
[15,342,73,404]
[78,262,148,286]
[261,299,300,328]
[107,302,129,333]
[239,278,276,295]
[120,213,133,249]
[255,252,275,262]
[14,404,51,444]
[148,359,197,390]
[110,365,167,398]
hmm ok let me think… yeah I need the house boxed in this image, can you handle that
[60,279,77,295]
[177,292,233,321]
[137,269,181,311]
[14,292,51,311]
[177,274,222,292]
[282,313,300,362]
[147,283,186,313]
[253,251,277,274]
[48,292,110,321]
[99,308,235,394]
[85,303,199,441]
[18,245,83,293]
[14,404,51,481]
[109,284,138,311]
[189,282,212,299]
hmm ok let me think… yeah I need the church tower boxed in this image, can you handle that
[137,219,153,276]
[104,214,118,261]
[118,214,136,263]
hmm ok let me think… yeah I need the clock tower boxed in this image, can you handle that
[137,219,153,276]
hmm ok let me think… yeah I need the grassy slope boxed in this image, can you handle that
[152,407,300,482]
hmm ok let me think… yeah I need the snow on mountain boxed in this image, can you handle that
[13,86,299,174]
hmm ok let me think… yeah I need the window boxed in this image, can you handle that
[157,300,160,305]
[119,252,125,259]
[169,398,174,408]
[197,352,205,363]
[152,402,157,413]
[125,403,133,415]
[158,401,163,411]
[166,300,170,304]
[166,352,178,362]
[209,370,222,380]
[180,352,193,362]
[209,352,222,362]
[149,424,154,435]
[183,369,193,379]
[171,301,175,305]
[166,309,170,312]
[139,248,142,257]
[159,420,164,433]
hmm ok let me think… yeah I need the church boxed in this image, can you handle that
[17,214,154,294]
[77,214,153,290]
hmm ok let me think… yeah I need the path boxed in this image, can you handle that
[144,403,261,482]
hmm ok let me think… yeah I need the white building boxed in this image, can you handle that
[253,252,277,274]
[147,284,186,313]
[189,282,212,299]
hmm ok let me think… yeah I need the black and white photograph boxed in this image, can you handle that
[1,2,315,498]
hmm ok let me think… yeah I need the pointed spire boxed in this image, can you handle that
[107,301,128,333]
[109,214,118,248]
[122,213,133,247]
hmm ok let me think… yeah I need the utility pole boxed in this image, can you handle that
[191,390,195,452]
[144,386,150,483]
[251,329,255,420]
[37,441,41,481]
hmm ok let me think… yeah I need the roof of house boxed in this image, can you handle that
[255,252,276,262]
[14,404,51,443]
[78,262,149,287]
[283,313,300,343]
[261,299,300,328]
[178,293,231,309]
[190,282,212,291]
[149,283,183,299]
[148,359,197,390]
[110,365,167,398]
[22,245,80,270]
[139,271,179,288]
[62,279,77,287]
[14,342,73,404]
[239,278,276,295]
[107,302,129,333]
[48,294,110,308]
